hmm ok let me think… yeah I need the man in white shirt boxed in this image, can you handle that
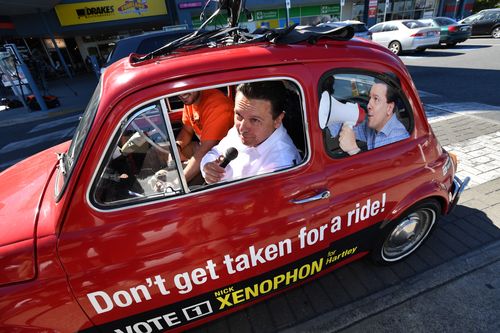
[201,81,301,184]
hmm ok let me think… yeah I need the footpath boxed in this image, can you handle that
[1,74,499,332]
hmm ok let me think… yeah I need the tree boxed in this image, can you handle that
[473,0,500,12]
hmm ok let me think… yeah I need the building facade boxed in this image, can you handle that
[0,0,476,77]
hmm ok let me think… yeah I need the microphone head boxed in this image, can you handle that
[225,147,238,161]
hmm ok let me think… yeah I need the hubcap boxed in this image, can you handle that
[382,208,436,261]
[493,28,500,38]
[389,43,400,54]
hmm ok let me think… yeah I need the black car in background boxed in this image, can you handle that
[419,17,471,46]
[101,29,194,72]
[459,8,500,38]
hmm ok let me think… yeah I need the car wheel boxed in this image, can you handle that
[446,42,457,47]
[388,41,402,55]
[492,27,500,39]
[371,200,440,264]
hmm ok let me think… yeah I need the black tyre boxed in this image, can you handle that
[388,41,402,55]
[371,200,440,264]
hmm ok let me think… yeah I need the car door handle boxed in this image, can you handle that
[291,190,330,204]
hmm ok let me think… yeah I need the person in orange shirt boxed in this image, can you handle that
[176,89,234,183]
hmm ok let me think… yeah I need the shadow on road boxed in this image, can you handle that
[191,205,499,333]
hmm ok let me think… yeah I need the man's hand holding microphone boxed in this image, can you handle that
[202,147,238,184]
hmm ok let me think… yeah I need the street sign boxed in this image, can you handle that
[286,0,291,9]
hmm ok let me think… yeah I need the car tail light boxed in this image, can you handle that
[448,25,458,32]
[410,32,424,37]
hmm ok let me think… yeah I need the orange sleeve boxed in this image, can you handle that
[198,90,234,141]
[181,105,191,126]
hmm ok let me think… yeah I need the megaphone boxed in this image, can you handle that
[318,91,366,129]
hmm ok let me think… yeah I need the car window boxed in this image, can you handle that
[136,32,189,54]
[92,101,184,207]
[351,23,368,32]
[369,24,383,33]
[403,20,426,29]
[436,17,456,26]
[318,72,412,159]
[484,12,499,20]
[419,19,434,27]
[91,79,307,209]
[382,24,398,32]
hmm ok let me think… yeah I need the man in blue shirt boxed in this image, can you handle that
[332,81,409,155]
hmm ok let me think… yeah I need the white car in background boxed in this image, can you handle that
[369,20,440,55]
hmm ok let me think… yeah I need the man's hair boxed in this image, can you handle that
[236,81,286,119]
[374,79,397,104]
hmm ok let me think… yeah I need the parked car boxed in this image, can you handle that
[101,29,195,72]
[459,8,500,38]
[319,20,372,40]
[369,19,441,55]
[0,23,468,332]
[419,17,471,46]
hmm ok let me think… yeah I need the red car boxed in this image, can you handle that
[0,23,468,332]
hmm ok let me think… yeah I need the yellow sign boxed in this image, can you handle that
[55,0,167,26]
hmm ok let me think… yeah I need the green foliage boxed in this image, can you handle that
[473,0,500,13]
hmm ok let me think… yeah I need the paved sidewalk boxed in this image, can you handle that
[0,72,97,128]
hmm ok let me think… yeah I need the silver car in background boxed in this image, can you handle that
[369,20,440,55]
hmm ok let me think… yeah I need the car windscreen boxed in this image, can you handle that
[136,32,191,54]
[57,80,101,200]
[351,24,368,32]
[402,20,427,29]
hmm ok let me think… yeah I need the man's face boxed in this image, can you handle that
[178,91,201,105]
[367,83,394,132]
[234,92,283,147]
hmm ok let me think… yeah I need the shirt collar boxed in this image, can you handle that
[378,113,399,136]
[239,125,285,156]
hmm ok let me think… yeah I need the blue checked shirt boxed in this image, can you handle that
[328,113,409,150]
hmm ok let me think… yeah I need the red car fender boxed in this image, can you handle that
[380,180,449,230]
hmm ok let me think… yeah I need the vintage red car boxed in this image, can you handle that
[0,21,468,333]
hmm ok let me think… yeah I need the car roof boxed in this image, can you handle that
[99,36,402,117]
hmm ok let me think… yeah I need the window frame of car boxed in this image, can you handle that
[318,68,414,160]
[87,77,309,211]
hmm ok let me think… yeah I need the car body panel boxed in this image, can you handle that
[419,17,471,44]
[369,20,440,53]
[460,9,500,37]
[0,28,461,332]
[0,146,60,285]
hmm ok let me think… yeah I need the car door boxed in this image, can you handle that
[312,66,426,261]
[473,12,496,35]
[56,66,336,332]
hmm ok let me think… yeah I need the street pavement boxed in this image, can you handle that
[1,68,499,332]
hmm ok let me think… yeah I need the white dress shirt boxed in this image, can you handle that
[201,125,301,182]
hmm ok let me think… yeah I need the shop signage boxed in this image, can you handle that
[55,0,168,26]
[320,5,339,14]
[368,0,378,18]
[254,10,279,20]
[179,2,203,9]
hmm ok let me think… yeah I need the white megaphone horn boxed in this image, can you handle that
[318,91,366,129]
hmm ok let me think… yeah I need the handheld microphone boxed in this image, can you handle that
[219,147,238,168]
